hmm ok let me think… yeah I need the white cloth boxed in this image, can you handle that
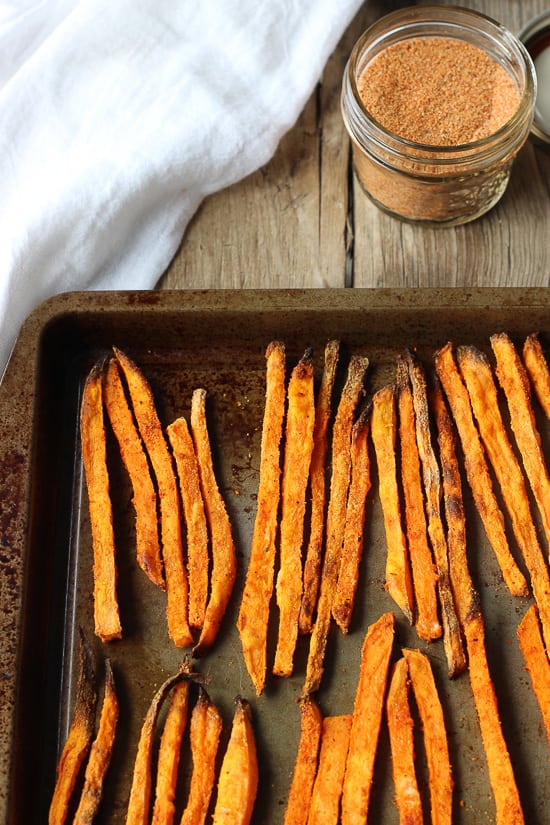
[0,0,363,376]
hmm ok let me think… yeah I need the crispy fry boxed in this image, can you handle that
[151,679,191,825]
[273,349,315,677]
[113,347,192,648]
[396,356,441,643]
[300,339,340,634]
[306,715,352,825]
[434,343,528,597]
[405,350,465,677]
[402,648,452,825]
[80,362,122,642]
[332,402,372,633]
[491,332,550,552]
[303,354,369,695]
[191,389,237,656]
[180,687,223,825]
[49,630,97,825]
[73,659,119,825]
[517,604,550,742]
[522,332,550,420]
[457,345,550,652]
[370,384,414,624]
[284,697,323,825]
[212,697,258,825]
[103,357,163,589]
[341,611,395,825]
[237,341,286,695]
[386,657,423,825]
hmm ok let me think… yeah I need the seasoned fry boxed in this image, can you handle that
[73,659,119,825]
[396,356,441,642]
[491,332,550,552]
[332,402,372,633]
[370,384,414,624]
[273,349,315,677]
[237,341,286,695]
[80,362,122,642]
[457,345,550,652]
[300,339,340,634]
[522,332,550,420]
[517,604,550,742]
[405,350,465,677]
[386,657,423,825]
[306,715,352,825]
[402,648,452,825]
[151,679,191,825]
[284,697,323,825]
[180,687,223,825]
[434,342,528,597]
[191,389,237,656]
[212,697,258,825]
[113,347,192,648]
[49,630,97,825]
[303,354,369,695]
[341,611,395,825]
[103,357,163,589]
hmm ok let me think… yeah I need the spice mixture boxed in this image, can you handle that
[358,36,520,145]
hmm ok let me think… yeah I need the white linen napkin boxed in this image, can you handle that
[0,0,363,376]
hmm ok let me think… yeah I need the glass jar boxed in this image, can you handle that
[341,5,537,226]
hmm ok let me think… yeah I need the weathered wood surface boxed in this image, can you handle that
[159,0,550,292]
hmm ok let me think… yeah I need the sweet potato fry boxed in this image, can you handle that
[284,697,323,825]
[517,604,550,742]
[273,349,315,677]
[49,630,97,825]
[303,354,369,695]
[370,384,414,624]
[396,356,441,643]
[151,679,191,825]
[113,347,192,648]
[434,342,528,598]
[103,357,163,589]
[212,697,258,825]
[386,657,423,825]
[80,362,122,642]
[341,611,395,825]
[237,341,286,695]
[522,332,550,421]
[332,402,372,633]
[73,659,119,825]
[180,687,223,825]
[405,350,465,677]
[166,416,210,630]
[402,648,452,825]
[300,339,340,634]
[491,332,550,552]
[306,714,352,825]
[191,389,237,656]
[457,345,550,652]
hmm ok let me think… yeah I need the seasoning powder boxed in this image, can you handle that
[358,37,520,146]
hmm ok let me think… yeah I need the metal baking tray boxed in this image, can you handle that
[1,288,549,824]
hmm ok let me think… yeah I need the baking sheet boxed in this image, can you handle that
[1,288,549,824]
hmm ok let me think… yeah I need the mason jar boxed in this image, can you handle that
[341,5,537,226]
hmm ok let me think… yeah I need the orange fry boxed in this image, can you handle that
[191,389,237,657]
[103,357,163,589]
[113,347,192,648]
[273,349,315,677]
[151,679,191,825]
[180,687,223,825]
[300,339,340,635]
[434,342,528,598]
[522,332,550,420]
[517,604,550,742]
[237,341,286,695]
[80,362,122,642]
[212,697,258,825]
[307,715,352,825]
[284,697,323,825]
[386,657,423,825]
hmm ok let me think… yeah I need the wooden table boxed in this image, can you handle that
[159,0,550,292]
